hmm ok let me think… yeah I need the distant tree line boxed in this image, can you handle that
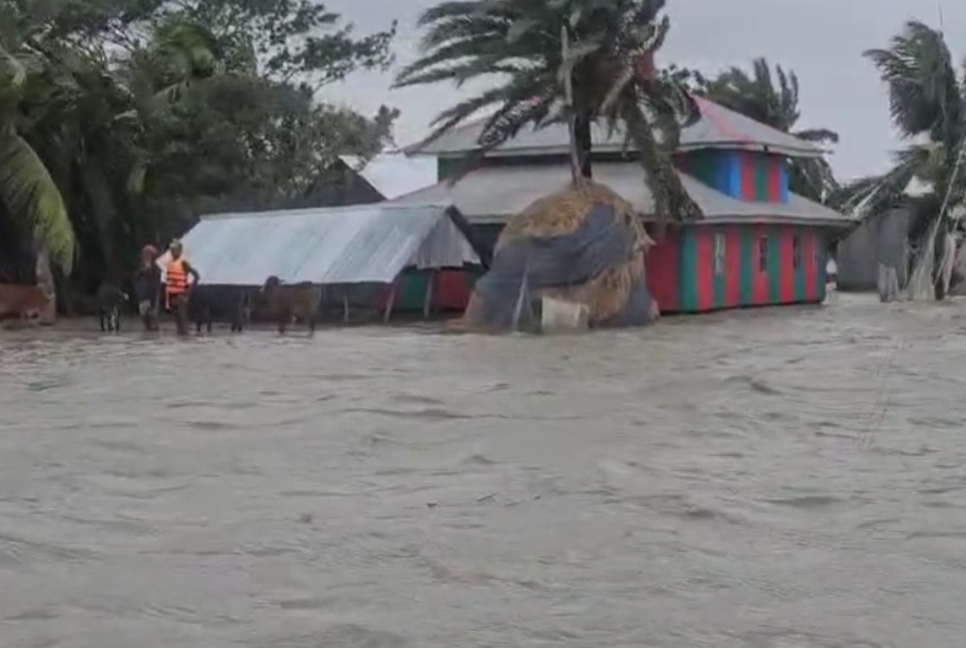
[0,0,397,309]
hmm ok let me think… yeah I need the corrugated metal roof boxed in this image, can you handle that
[406,97,822,159]
[157,204,481,286]
[388,162,851,227]
[338,153,438,199]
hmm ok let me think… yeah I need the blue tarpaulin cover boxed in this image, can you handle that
[466,202,656,331]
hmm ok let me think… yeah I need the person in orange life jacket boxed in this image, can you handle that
[164,239,200,335]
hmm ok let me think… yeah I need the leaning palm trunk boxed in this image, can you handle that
[33,232,56,324]
[618,97,701,224]
[908,132,966,300]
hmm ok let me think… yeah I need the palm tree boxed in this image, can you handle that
[690,58,839,203]
[834,20,966,299]
[21,40,148,286]
[394,0,701,221]
[0,41,76,276]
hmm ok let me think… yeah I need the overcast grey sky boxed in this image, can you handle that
[320,0,966,183]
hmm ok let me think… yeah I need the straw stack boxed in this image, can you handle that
[462,180,654,332]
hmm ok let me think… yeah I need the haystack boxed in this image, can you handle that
[461,180,659,333]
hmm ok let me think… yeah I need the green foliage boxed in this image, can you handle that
[0,37,76,274]
[0,130,74,273]
[836,21,966,229]
[396,0,701,221]
[829,20,966,300]
[0,0,398,295]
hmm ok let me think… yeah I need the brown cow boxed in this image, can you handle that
[261,276,321,333]
[0,284,51,325]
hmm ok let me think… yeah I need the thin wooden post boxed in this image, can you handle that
[423,270,436,319]
[383,281,397,322]
[342,289,350,324]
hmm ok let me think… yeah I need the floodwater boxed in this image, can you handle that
[2,294,966,647]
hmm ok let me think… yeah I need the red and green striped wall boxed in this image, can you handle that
[375,268,481,312]
[674,151,789,203]
[645,224,826,313]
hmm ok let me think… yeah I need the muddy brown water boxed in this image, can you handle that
[2,294,966,647]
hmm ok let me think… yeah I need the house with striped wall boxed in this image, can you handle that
[389,96,852,314]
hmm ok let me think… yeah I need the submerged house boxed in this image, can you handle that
[160,204,483,320]
[390,97,852,314]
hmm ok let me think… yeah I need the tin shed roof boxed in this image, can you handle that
[158,204,481,286]
[338,153,438,199]
[388,162,851,227]
[406,96,823,159]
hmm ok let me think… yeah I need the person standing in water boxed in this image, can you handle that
[133,245,162,331]
[164,239,200,336]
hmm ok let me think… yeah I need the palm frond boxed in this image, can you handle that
[864,20,962,138]
[829,150,922,219]
[556,39,601,84]
[0,132,74,273]
[640,14,670,55]
[414,87,512,151]
[600,60,634,113]
[618,93,700,222]
[478,83,557,149]
[793,128,839,144]
[0,45,26,88]
[396,55,528,89]
[419,15,511,51]
[418,1,495,26]
[789,157,839,203]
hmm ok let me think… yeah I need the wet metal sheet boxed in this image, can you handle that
[158,204,480,286]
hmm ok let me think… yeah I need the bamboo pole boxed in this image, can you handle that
[423,271,435,319]
[383,281,396,322]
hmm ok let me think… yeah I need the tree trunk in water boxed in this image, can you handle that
[561,25,581,184]
[34,243,56,324]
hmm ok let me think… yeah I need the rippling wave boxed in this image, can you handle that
[1,294,965,646]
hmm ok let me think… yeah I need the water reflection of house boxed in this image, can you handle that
[390,98,853,313]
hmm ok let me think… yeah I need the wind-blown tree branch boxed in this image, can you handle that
[394,0,702,222]
[685,57,839,203]
[833,20,966,299]
[126,0,397,88]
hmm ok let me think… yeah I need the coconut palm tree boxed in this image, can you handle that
[690,58,839,203]
[833,20,966,299]
[0,41,75,276]
[394,0,701,221]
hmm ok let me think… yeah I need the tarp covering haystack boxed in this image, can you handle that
[460,181,659,332]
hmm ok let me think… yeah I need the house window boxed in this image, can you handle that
[792,235,801,269]
[758,237,768,272]
[713,232,725,275]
